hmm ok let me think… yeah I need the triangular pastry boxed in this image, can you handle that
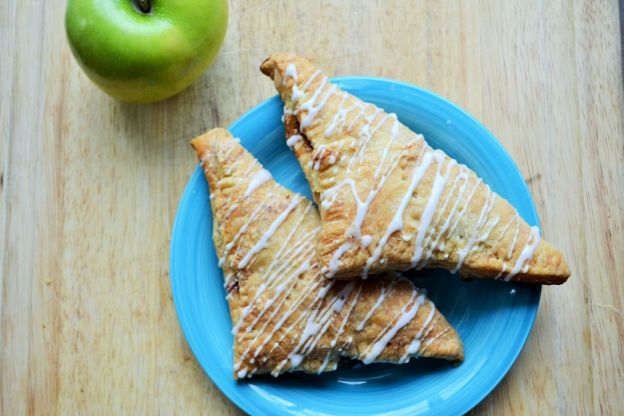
[191,128,464,379]
[260,53,571,284]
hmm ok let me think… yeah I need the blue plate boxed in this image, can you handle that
[171,78,541,415]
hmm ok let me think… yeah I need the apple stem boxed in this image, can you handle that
[135,0,151,13]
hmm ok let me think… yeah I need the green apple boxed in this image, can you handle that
[65,0,228,103]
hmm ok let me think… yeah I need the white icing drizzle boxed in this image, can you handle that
[361,235,372,248]
[324,94,350,137]
[238,224,317,338]
[237,368,247,379]
[234,251,311,336]
[453,188,497,272]
[327,242,354,278]
[311,145,328,170]
[317,285,363,374]
[420,327,448,355]
[218,139,241,160]
[231,226,316,335]
[300,81,337,129]
[237,195,302,269]
[372,114,401,181]
[494,263,507,280]
[292,70,321,102]
[244,169,272,198]
[503,226,541,281]
[418,168,470,266]
[507,216,521,259]
[445,179,482,239]
[362,292,426,364]
[237,269,319,367]
[222,191,274,264]
[346,107,385,172]
[364,149,432,274]
[264,280,334,361]
[261,208,316,279]
[241,160,258,177]
[400,301,436,363]
[233,220,321,369]
[278,281,356,372]
[223,273,234,287]
[411,152,456,267]
[356,280,397,331]
[247,278,324,369]
[321,145,404,249]
[494,215,514,246]
[286,134,303,148]
[283,63,298,85]
[215,155,263,221]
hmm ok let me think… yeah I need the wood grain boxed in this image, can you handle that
[1,0,622,414]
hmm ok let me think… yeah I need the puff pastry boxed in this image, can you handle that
[191,128,464,379]
[260,53,571,284]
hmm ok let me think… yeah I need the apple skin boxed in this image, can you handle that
[65,0,228,103]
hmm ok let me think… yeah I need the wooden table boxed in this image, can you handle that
[2,1,622,414]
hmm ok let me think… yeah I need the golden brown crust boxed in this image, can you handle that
[261,53,571,285]
[191,128,463,379]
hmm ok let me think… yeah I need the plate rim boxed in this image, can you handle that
[170,76,542,415]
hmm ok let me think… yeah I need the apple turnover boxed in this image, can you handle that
[261,53,571,284]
